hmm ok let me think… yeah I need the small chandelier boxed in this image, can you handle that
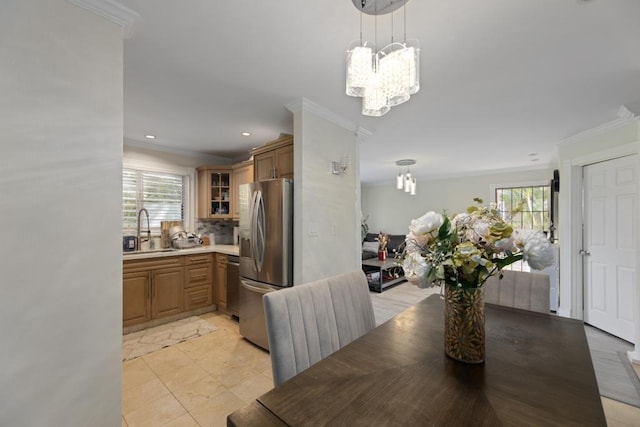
[396,159,416,195]
[346,0,420,117]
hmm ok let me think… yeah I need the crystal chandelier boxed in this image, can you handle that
[396,159,416,195]
[346,0,420,117]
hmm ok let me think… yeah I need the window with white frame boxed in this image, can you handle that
[122,168,187,235]
[495,184,551,271]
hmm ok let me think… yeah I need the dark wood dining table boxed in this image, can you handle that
[228,294,606,426]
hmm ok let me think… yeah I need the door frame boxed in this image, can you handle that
[558,140,640,361]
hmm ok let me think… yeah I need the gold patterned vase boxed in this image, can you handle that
[444,285,485,364]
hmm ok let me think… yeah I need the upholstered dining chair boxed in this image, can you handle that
[263,270,376,386]
[484,270,551,314]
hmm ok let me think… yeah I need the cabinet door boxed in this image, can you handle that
[197,168,210,219]
[215,255,228,311]
[123,271,151,327]
[254,152,275,181]
[152,267,184,319]
[275,144,294,179]
[232,163,254,219]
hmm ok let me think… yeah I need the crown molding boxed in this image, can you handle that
[285,98,372,139]
[67,0,139,39]
[617,105,636,120]
[557,115,639,147]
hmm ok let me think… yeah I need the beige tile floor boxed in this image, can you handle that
[123,311,640,427]
[122,312,272,427]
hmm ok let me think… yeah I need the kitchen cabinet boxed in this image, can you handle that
[184,253,213,310]
[215,253,228,312]
[123,256,184,327]
[123,271,151,326]
[232,160,254,220]
[252,134,293,181]
[197,166,233,219]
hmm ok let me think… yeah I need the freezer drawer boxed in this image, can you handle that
[239,279,280,350]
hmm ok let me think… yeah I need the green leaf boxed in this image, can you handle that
[494,253,523,269]
[438,216,451,240]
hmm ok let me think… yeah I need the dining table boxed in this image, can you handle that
[228,294,606,426]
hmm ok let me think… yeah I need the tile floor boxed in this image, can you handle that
[122,312,272,427]
[123,311,640,427]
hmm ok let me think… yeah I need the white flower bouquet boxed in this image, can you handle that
[402,199,555,289]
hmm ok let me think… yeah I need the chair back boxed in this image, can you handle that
[484,270,550,313]
[263,270,376,386]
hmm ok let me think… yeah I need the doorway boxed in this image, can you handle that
[583,155,638,342]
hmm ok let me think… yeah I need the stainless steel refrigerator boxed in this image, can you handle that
[239,178,293,350]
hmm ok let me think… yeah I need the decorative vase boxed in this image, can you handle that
[444,285,485,364]
[378,250,386,261]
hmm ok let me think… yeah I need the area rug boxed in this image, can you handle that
[585,325,640,408]
[122,316,216,361]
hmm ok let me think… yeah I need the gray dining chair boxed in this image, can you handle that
[263,270,376,386]
[484,270,551,313]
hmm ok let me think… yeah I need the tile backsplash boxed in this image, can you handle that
[195,219,237,245]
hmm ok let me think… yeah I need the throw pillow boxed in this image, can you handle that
[362,241,379,254]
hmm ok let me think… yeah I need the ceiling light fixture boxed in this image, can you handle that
[395,159,416,195]
[346,0,420,117]
[144,134,156,139]
[241,132,251,136]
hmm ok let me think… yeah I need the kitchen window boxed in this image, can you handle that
[495,184,551,271]
[122,168,188,234]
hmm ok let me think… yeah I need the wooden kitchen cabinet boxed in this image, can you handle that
[215,253,228,312]
[184,254,213,311]
[123,256,184,327]
[252,134,293,181]
[123,271,151,326]
[197,166,233,219]
[232,160,254,220]
[152,267,184,319]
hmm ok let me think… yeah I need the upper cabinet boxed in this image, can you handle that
[232,160,254,220]
[197,166,233,219]
[251,134,293,181]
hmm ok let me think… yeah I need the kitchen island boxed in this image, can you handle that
[123,244,239,333]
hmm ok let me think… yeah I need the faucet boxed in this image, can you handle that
[137,208,151,251]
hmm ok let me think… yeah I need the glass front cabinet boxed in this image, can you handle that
[197,167,233,219]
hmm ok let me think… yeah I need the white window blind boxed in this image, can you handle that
[123,168,185,234]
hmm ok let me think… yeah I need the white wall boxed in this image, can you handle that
[289,100,360,284]
[362,168,554,235]
[0,1,123,425]
[124,140,231,168]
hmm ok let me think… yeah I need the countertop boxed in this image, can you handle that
[123,244,239,260]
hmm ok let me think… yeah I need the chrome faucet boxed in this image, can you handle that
[137,208,151,251]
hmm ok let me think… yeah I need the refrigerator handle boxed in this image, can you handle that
[255,189,266,271]
[250,189,260,272]
[241,280,276,295]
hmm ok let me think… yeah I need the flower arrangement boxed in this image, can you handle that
[376,231,389,253]
[402,199,555,289]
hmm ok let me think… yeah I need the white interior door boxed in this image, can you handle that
[583,155,638,342]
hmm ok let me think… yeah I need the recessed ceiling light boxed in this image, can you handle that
[528,153,537,156]
[145,134,156,139]
[531,158,539,162]
[241,132,251,136]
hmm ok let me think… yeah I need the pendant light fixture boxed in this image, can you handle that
[346,0,420,117]
[396,159,416,195]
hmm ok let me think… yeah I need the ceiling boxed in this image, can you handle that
[120,0,640,183]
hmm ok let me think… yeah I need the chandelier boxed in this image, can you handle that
[346,0,420,117]
[396,159,416,195]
